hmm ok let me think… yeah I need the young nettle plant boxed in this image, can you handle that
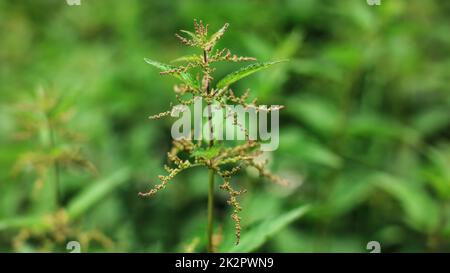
[13,87,97,206]
[11,87,103,251]
[141,20,287,252]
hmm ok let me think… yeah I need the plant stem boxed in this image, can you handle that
[48,118,61,208]
[207,168,215,253]
[53,158,61,207]
[203,50,214,146]
[203,49,216,252]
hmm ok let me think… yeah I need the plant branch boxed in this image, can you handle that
[207,168,215,253]
[203,50,214,147]
[47,114,61,208]
[204,49,216,252]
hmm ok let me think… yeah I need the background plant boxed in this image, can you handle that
[1,87,126,252]
[0,0,449,252]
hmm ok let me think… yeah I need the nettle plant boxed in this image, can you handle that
[11,87,103,250]
[140,20,287,252]
[13,88,97,205]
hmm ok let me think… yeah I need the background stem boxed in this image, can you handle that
[47,114,61,208]
[53,158,61,207]
[207,168,215,253]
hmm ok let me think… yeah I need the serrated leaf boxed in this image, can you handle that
[171,54,201,63]
[191,145,221,160]
[224,205,310,252]
[206,23,229,49]
[144,58,199,89]
[216,60,287,89]
[180,30,197,40]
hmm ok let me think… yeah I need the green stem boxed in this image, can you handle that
[203,49,216,252]
[207,168,215,253]
[48,119,61,208]
[54,159,61,207]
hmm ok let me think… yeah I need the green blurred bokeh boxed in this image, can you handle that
[0,0,449,252]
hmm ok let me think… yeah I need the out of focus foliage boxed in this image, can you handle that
[0,0,449,252]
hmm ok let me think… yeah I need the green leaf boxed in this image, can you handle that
[0,168,131,232]
[191,145,221,160]
[314,175,375,219]
[180,30,197,40]
[67,167,131,219]
[225,205,310,253]
[280,129,342,168]
[0,215,49,232]
[286,95,340,136]
[206,23,229,48]
[144,58,173,71]
[273,229,363,253]
[144,58,199,89]
[373,173,440,232]
[171,54,201,63]
[423,144,450,200]
[216,60,287,89]
[412,107,450,137]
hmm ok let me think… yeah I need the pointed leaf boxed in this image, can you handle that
[180,30,198,40]
[191,145,221,160]
[206,23,229,49]
[67,167,131,219]
[373,173,440,232]
[144,58,199,89]
[171,54,201,63]
[0,168,131,232]
[216,60,287,89]
[0,215,49,232]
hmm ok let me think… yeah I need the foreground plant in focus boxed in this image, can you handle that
[141,20,287,252]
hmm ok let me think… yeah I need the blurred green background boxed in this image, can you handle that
[0,0,449,253]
